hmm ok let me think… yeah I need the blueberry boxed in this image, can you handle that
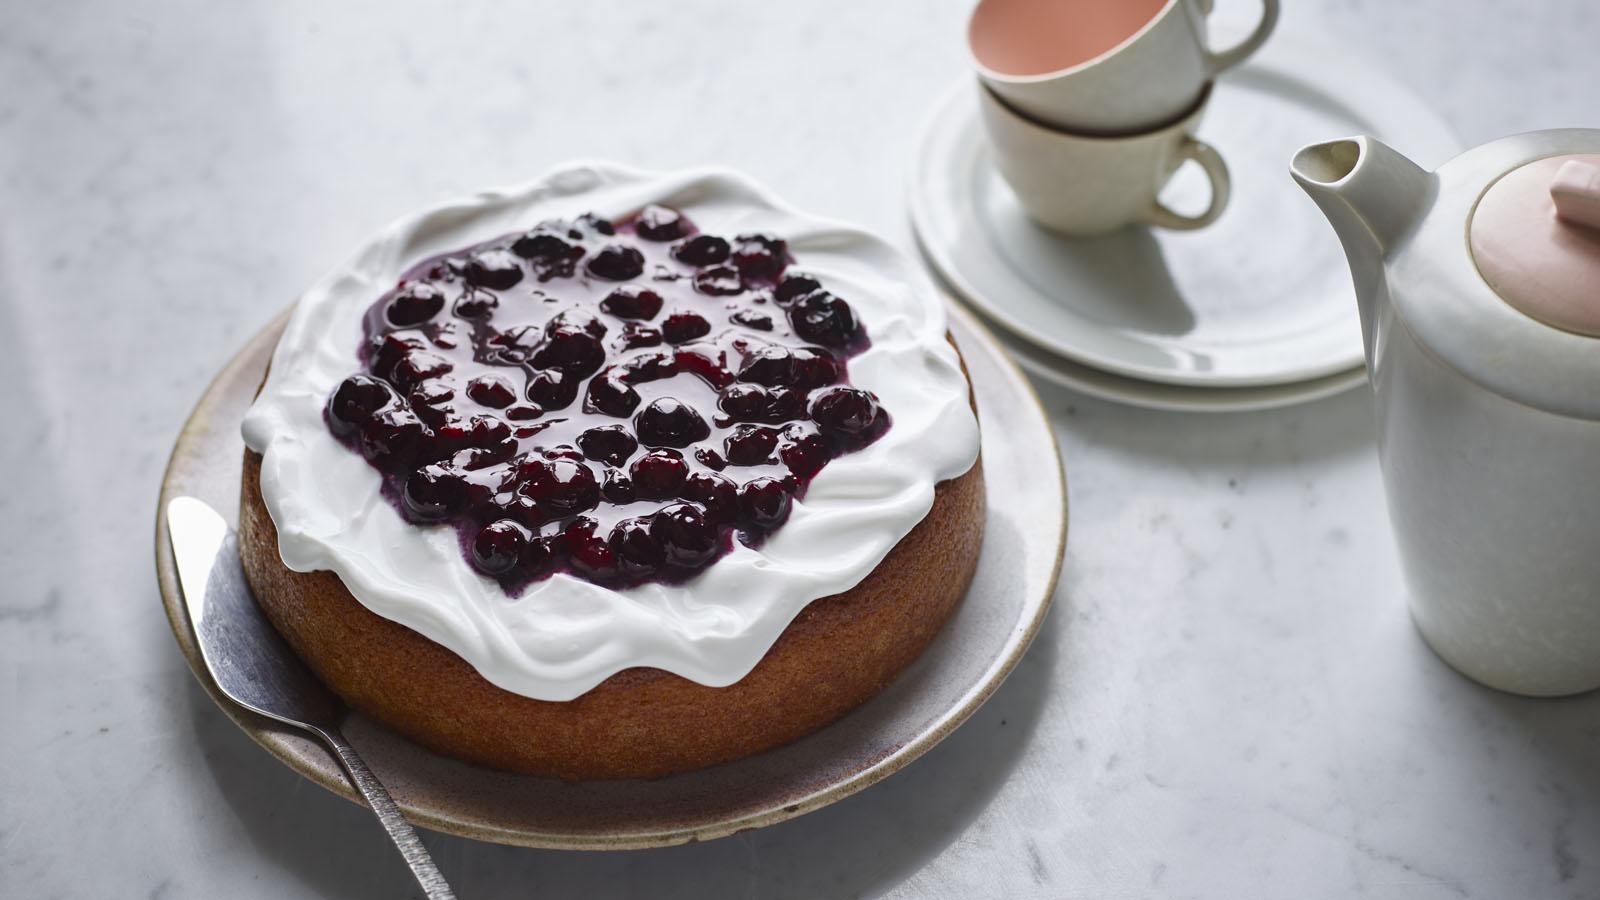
[549,307,609,338]
[407,383,455,427]
[525,368,578,410]
[809,386,880,436]
[765,387,806,422]
[718,383,771,421]
[473,519,530,576]
[630,450,688,500]
[511,230,579,261]
[789,290,860,348]
[386,283,447,326]
[773,273,821,305]
[724,424,779,466]
[601,285,664,320]
[327,374,397,436]
[681,471,739,523]
[368,333,425,381]
[673,234,730,266]
[693,264,744,296]
[649,502,718,569]
[661,312,712,344]
[358,407,427,471]
[634,205,688,241]
[586,244,646,281]
[403,464,467,521]
[609,518,664,579]
[488,490,541,529]
[465,248,525,290]
[737,346,796,386]
[466,374,516,409]
[454,288,499,319]
[731,233,786,279]
[584,372,641,417]
[791,348,840,389]
[564,518,616,581]
[522,533,561,575]
[577,424,638,466]
[738,477,792,529]
[466,414,512,449]
[520,458,600,517]
[780,431,831,478]
[634,397,710,448]
[532,325,606,376]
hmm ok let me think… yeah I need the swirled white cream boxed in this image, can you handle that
[242,163,979,702]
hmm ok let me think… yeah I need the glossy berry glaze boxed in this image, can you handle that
[323,206,888,591]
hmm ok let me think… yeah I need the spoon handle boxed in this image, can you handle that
[318,727,457,900]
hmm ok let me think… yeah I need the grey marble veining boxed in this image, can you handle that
[3,1,1598,898]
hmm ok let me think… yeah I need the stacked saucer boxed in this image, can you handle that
[910,30,1460,411]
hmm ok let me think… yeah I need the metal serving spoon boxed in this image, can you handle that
[167,496,456,900]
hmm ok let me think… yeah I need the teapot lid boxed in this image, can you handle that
[1380,129,1600,423]
[1470,154,1600,338]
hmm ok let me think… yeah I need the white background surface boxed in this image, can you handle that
[3,1,1598,898]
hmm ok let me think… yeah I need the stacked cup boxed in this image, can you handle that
[969,0,1278,236]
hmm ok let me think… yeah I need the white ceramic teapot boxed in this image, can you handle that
[1291,130,1600,697]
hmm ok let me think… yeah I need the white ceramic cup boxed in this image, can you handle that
[969,0,1279,134]
[978,82,1230,236]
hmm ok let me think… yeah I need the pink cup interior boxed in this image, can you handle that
[969,0,1172,77]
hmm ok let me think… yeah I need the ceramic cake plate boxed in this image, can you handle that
[154,301,1066,850]
[909,27,1462,402]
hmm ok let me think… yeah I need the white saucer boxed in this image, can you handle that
[909,29,1461,390]
[983,301,1369,412]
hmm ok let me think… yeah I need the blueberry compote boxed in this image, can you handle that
[325,206,889,592]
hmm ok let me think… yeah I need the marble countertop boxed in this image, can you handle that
[4,1,1598,897]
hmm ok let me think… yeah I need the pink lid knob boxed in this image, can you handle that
[1470,154,1600,338]
[1550,159,1600,231]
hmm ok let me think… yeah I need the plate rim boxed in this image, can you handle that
[907,30,1461,389]
[153,300,1067,851]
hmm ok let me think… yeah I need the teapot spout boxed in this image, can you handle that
[1291,136,1434,366]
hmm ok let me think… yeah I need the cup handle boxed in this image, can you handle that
[1203,0,1280,74]
[1145,137,1231,231]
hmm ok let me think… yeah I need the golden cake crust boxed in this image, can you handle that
[238,450,984,780]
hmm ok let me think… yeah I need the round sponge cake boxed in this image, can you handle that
[238,450,983,780]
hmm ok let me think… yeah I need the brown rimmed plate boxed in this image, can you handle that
[154,301,1066,850]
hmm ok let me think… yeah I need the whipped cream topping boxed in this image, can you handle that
[242,163,979,701]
